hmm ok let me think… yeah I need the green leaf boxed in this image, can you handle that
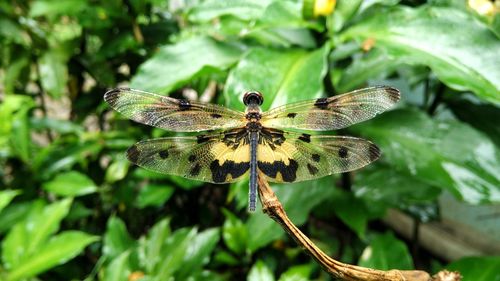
[246,176,336,252]
[330,189,369,240]
[247,260,275,281]
[0,200,45,235]
[353,165,441,209]
[358,232,413,270]
[153,228,196,280]
[33,139,103,179]
[278,264,312,281]
[131,36,244,93]
[6,231,98,281]
[139,218,171,273]
[222,209,248,255]
[0,18,30,46]
[103,251,131,281]
[448,98,500,147]
[105,158,130,183]
[43,171,97,197]
[342,6,500,104]
[336,47,403,92]
[38,49,69,98]
[0,95,35,161]
[136,184,174,208]
[187,0,271,22]
[329,0,363,32]
[175,228,220,280]
[30,0,88,17]
[2,198,73,269]
[103,216,135,260]
[256,1,319,31]
[0,190,21,214]
[352,108,500,204]
[224,44,330,111]
[445,256,500,281]
[3,56,30,94]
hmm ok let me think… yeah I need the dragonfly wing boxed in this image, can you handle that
[105,88,246,132]
[127,130,251,183]
[261,86,400,131]
[257,129,380,183]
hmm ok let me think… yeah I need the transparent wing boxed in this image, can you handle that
[126,130,250,183]
[105,88,246,132]
[257,130,380,183]
[261,86,400,131]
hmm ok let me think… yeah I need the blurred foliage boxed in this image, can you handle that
[0,0,499,280]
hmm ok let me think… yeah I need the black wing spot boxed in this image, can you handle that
[158,150,169,159]
[197,135,210,144]
[314,97,329,109]
[338,146,348,158]
[188,154,197,162]
[210,160,249,183]
[298,133,311,143]
[258,159,299,182]
[190,163,202,176]
[126,145,140,163]
[179,99,191,111]
[383,86,401,103]
[287,113,297,118]
[369,143,381,161]
[307,163,319,175]
[312,154,320,162]
[211,113,222,118]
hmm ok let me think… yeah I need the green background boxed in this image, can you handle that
[1,0,499,280]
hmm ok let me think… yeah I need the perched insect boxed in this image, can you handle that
[104,86,400,212]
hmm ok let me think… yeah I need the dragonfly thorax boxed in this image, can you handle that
[246,121,262,132]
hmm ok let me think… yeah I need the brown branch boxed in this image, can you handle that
[256,174,461,281]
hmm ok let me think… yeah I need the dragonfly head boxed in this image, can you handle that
[243,91,264,106]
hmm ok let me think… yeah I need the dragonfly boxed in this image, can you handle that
[104,86,400,212]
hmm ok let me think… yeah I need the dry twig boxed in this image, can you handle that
[256,174,461,281]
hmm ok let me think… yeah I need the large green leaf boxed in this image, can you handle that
[153,228,196,280]
[224,44,330,111]
[136,184,174,208]
[0,200,45,235]
[30,0,88,17]
[103,216,135,260]
[0,190,21,214]
[448,98,500,147]
[175,228,220,280]
[358,232,413,270]
[335,47,403,92]
[2,198,73,269]
[341,6,500,104]
[0,95,35,162]
[38,49,69,98]
[222,209,248,255]
[353,165,441,209]
[103,251,132,281]
[131,36,244,93]
[445,256,500,281]
[139,218,171,273]
[278,264,312,281]
[42,171,97,197]
[5,231,98,281]
[330,189,370,240]
[247,260,275,281]
[351,108,500,204]
[187,0,271,22]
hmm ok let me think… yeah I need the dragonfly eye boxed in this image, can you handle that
[243,91,264,106]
